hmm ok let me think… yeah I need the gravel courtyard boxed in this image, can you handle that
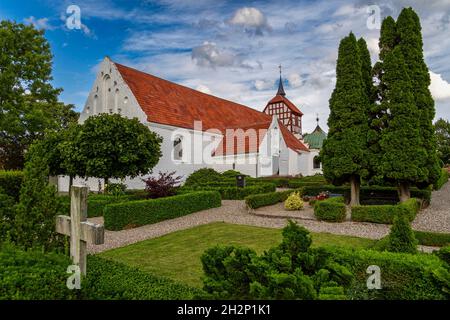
[88,182,449,254]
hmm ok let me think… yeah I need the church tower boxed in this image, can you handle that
[263,66,303,140]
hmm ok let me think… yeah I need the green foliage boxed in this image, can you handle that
[435,246,450,266]
[83,255,202,300]
[386,213,418,254]
[434,168,449,190]
[245,189,303,209]
[0,243,78,300]
[12,143,65,251]
[351,198,419,224]
[0,170,23,201]
[321,33,369,188]
[104,191,221,230]
[0,189,16,241]
[184,168,223,186]
[435,118,450,165]
[105,182,127,196]
[59,194,131,218]
[414,231,450,247]
[284,192,304,210]
[76,114,162,181]
[181,183,276,200]
[328,246,447,300]
[314,197,346,222]
[221,170,243,178]
[0,21,78,170]
[200,221,353,300]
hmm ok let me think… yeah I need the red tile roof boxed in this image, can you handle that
[114,61,309,154]
[265,94,303,116]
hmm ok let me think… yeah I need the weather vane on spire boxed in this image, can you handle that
[278,64,282,77]
[316,113,320,126]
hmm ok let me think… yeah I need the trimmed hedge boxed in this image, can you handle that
[180,183,276,200]
[327,246,448,300]
[414,230,450,247]
[314,197,346,222]
[104,191,221,230]
[84,255,202,299]
[351,198,420,224]
[60,194,131,218]
[245,188,303,209]
[0,170,24,201]
[434,168,449,190]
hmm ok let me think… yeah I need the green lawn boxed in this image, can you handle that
[98,222,375,287]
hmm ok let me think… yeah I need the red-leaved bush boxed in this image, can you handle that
[143,171,183,199]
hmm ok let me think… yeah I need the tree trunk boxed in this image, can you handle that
[398,182,411,202]
[69,176,74,189]
[349,175,361,206]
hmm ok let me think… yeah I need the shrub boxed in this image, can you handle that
[386,214,418,254]
[434,168,449,190]
[435,246,450,266]
[104,191,221,230]
[143,171,182,199]
[0,170,24,201]
[201,220,353,300]
[59,194,131,218]
[328,246,447,300]
[184,168,223,186]
[351,198,419,224]
[105,182,126,196]
[221,170,242,178]
[414,231,450,247]
[181,183,276,200]
[0,190,16,241]
[245,189,303,209]
[0,243,78,300]
[83,255,202,299]
[314,197,346,222]
[284,192,304,210]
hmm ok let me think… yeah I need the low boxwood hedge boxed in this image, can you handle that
[326,246,448,300]
[84,256,202,299]
[434,168,449,190]
[245,188,303,209]
[414,230,450,247]
[60,194,131,218]
[180,183,276,200]
[104,191,221,230]
[351,198,419,224]
[0,170,24,201]
[314,197,346,222]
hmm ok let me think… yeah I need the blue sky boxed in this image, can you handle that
[1,0,449,132]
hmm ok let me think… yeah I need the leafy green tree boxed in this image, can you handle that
[321,33,369,206]
[435,118,450,165]
[357,38,374,102]
[396,7,441,187]
[387,213,418,254]
[0,20,78,170]
[76,114,162,188]
[378,46,427,201]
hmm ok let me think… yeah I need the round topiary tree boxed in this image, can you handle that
[184,168,223,186]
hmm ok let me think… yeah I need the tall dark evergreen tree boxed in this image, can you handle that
[396,7,441,187]
[321,33,369,206]
[378,46,427,201]
[357,38,374,101]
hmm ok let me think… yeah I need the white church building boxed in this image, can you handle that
[58,57,321,191]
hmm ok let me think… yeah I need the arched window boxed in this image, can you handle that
[93,95,99,114]
[173,136,183,161]
[114,89,119,113]
[103,74,112,113]
[313,156,321,169]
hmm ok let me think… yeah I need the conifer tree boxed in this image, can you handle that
[396,7,441,187]
[321,33,369,206]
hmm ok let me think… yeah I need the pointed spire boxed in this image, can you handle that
[277,64,286,96]
[316,113,319,126]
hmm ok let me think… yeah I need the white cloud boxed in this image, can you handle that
[24,16,55,30]
[191,41,242,68]
[287,73,303,88]
[228,7,272,35]
[195,84,212,94]
[254,79,274,91]
[430,71,450,101]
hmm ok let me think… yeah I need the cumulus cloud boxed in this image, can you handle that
[430,71,450,101]
[228,7,272,36]
[287,73,303,88]
[191,41,242,68]
[254,79,274,91]
[195,84,212,94]
[24,16,55,30]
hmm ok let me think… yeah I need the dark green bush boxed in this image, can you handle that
[435,246,450,266]
[414,231,450,247]
[60,194,131,218]
[201,221,353,300]
[434,168,449,190]
[181,183,276,200]
[351,198,419,224]
[104,191,221,230]
[0,190,16,241]
[245,188,303,209]
[0,243,78,300]
[314,197,346,222]
[184,168,223,186]
[386,214,418,254]
[0,170,24,201]
[84,255,202,299]
[327,246,447,300]
[221,170,243,178]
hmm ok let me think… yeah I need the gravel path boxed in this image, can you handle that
[412,181,450,233]
[88,182,449,254]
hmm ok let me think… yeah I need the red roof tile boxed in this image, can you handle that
[114,61,309,154]
[266,95,303,115]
